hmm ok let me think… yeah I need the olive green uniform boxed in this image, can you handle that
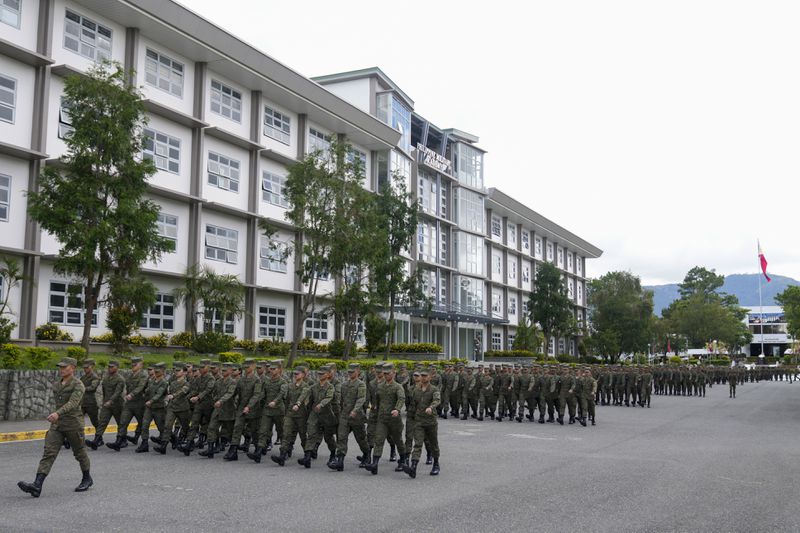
[93,371,125,438]
[207,376,238,443]
[305,380,337,455]
[279,380,310,454]
[38,376,90,476]
[255,375,288,448]
[229,373,262,446]
[184,372,215,444]
[140,377,168,443]
[410,384,440,461]
[372,380,405,459]
[336,377,369,458]
[160,376,191,445]
[80,370,101,428]
[116,369,149,440]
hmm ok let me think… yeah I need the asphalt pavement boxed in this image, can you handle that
[1,380,799,533]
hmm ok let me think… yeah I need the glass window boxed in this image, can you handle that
[491,292,502,315]
[204,224,238,264]
[57,97,74,139]
[558,338,565,354]
[48,281,97,325]
[260,236,287,272]
[417,221,436,263]
[143,128,180,174]
[0,0,20,27]
[420,268,437,303]
[534,236,543,259]
[507,334,516,350]
[455,143,483,189]
[557,247,564,268]
[308,127,330,156]
[439,228,448,265]
[454,188,484,234]
[439,181,449,219]
[264,105,291,144]
[305,311,328,340]
[262,171,288,208]
[207,151,240,193]
[378,93,411,153]
[491,215,502,238]
[522,231,530,252]
[417,173,437,215]
[259,306,286,338]
[507,223,516,248]
[156,212,177,251]
[567,252,573,271]
[453,275,483,315]
[522,264,530,284]
[577,283,583,305]
[210,79,242,122]
[577,256,583,276]
[206,309,234,334]
[454,231,484,276]
[508,295,517,316]
[140,293,174,330]
[491,332,502,351]
[508,258,517,281]
[0,174,9,221]
[63,10,112,62]
[0,75,15,124]
[568,278,574,299]
[546,242,554,262]
[145,48,184,98]
[492,253,501,276]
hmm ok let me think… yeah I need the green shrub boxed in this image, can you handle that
[36,323,73,341]
[556,353,578,364]
[90,332,115,343]
[25,347,54,369]
[297,337,321,352]
[147,333,170,348]
[234,339,257,352]
[170,332,195,348]
[1,343,23,369]
[218,351,243,364]
[0,316,15,344]
[65,346,87,364]
[668,355,683,365]
[293,357,466,372]
[256,339,290,357]
[374,343,444,354]
[172,351,189,361]
[326,339,346,358]
[127,334,147,346]
[707,358,731,366]
[484,350,544,359]
[193,331,234,354]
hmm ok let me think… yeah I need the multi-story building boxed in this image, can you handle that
[743,306,794,357]
[0,0,602,359]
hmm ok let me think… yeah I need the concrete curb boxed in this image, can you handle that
[0,423,152,443]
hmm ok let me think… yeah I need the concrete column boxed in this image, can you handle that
[124,28,139,86]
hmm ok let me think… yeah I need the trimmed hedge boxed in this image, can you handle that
[484,350,545,360]
[295,357,467,371]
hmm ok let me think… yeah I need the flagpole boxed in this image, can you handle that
[758,240,765,359]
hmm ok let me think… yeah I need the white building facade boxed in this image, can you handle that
[0,0,602,359]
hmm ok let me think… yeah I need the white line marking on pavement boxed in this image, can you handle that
[451,431,476,436]
[506,433,557,440]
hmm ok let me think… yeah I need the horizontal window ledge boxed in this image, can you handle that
[260,147,299,167]
[144,99,207,129]
[51,63,86,79]
[0,141,48,160]
[0,38,54,67]
[205,126,262,151]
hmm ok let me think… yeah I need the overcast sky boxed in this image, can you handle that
[182,0,800,286]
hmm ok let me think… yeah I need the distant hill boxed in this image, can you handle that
[646,274,800,315]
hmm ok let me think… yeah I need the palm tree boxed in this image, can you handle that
[172,265,205,336]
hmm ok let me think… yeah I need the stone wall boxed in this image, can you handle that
[0,370,59,421]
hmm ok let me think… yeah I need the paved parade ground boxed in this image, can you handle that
[1,380,799,533]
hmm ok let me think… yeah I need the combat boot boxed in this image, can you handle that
[153,441,167,455]
[86,435,103,450]
[568,416,575,425]
[297,451,312,468]
[170,434,178,449]
[198,439,217,458]
[328,454,344,471]
[106,436,124,451]
[441,412,447,420]
[326,453,336,468]
[181,440,195,456]
[538,415,545,424]
[18,473,46,498]
[135,440,149,453]
[516,415,523,423]
[557,416,564,425]
[223,444,238,461]
[425,451,433,465]
[197,434,207,449]
[403,459,418,479]
[365,456,380,475]
[489,411,495,420]
[430,458,440,476]
[126,434,139,445]
[310,447,318,460]
[477,415,484,421]
[389,444,397,462]
[247,446,262,463]
[150,436,161,445]
[394,454,407,472]
[358,448,371,468]
[264,440,272,452]
[579,417,587,427]
[460,413,468,420]
[75,470,93,492]
[237,436,251,452]
[270,450,287,466]
[63,437,71,449]
[591,416,596,426]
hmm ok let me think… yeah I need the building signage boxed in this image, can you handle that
[417,143,452,174]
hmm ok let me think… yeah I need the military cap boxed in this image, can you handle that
[316,369,328,376]
[294,365,308,373]
[243,358,255,365]
[478,364,485,368]
[319,364,331,371]
[374,362,384,370]
[347,363,361,371]
[382,363,395,372]
[154,362,166,370]
[210,361,221,368]
[257,360,268,367]
[445,364,453,368]
[82,358,95,367]
[270,359,284,366]
[57,357,77,367]
[173,362,185,370]
[268,362,281,369]
[108,359,120,367]
[456,363,465,368]
[130,356,143,363]
[398,363,407,369]
[419,369,430,376]
[147,364,155,370]
[199,358,211,366]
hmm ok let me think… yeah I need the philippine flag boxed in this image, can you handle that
[758,240,771,283]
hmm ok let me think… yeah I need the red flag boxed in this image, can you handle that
[758,240,771,282]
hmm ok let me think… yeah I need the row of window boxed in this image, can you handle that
[489,214,584,276]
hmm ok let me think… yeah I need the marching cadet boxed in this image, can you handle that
[179,359,215,455]
[107,356,148,451]
[134,362,168,453]
[578,368,597,426]
[515,365,532,422]
[153,362,192,454]
[18,357,93,497]
[330,363,369,471]
[271,365,310,466]
[248,361,288,462]
[300,368,337,468]
[728,367,738,398]
[461,366,477,420]
[364,363,406,475]
[477,365,493,421]
[224,359,262,461]
[557,368,578,425]
[403,368,441,478]
[86,359,124,450]
[79,359,101,431]
[199,362,238,459]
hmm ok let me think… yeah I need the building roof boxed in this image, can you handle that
[487,188,603,258]
[312,67,415,110]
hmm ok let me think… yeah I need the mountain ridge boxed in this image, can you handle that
[645,273,800,315]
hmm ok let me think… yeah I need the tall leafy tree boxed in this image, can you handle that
[587,271,654,362]
[528,261,576,354]
[774,286,800,345]
[0,257,28,343]
[513,314,544,353]
[370,172,419,360]
[28,63,171,351]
